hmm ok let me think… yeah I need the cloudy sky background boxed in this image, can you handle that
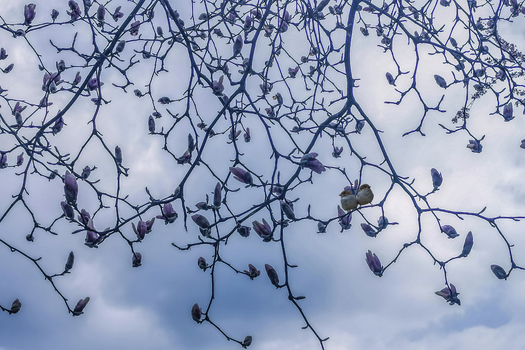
[1,1,525,349]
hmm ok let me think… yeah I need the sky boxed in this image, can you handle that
[1,1,525,350]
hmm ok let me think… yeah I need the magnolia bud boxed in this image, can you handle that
[132,252,142,267]
[73,297,90,316]
[9,299,21,314]
[65,251,74,272]
[265,264,280,288]
[461,231,473,257]
[191,303,202,322]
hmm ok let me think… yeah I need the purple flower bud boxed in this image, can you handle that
[229,167,253,185]
[130,21,140,36]
[440,0,451,6]
[300,153,326,174]
[253,219,272,241]
[97,4,105,22]
[113,6,124,21]
[386,72,395,85]
[265,264,280,288]
[361,223,377,237]
[435,284,460,305]
[244,16,252,30]
[237,225,251,237]
[157,203,178,224]
[212,75,224,95]
[338,206,352,230]
[365,250,382,276]
[133,220,147,240]
[115,146,122,164]
[73,297,90,316]
[198,257,207,271]
[213,182,222,207]
[355,120,365,133]
[192,214,210,229]
[16,153,23,166]
[0,153,7,168]
[72,71,81,85]
[24,4,36,26]
[67,1,82,21]
[244,128,251,142]
[317,222,327,233]
[442,225,459,239]
[87,78,100,91]
[280,200,295,220]
[521,139,525,149]
[65,251,74,272]
[51,9,59,21]
[242,335,252,347]
[132,252,142,267]
[0,48,7,60]
[434,74,447,88]
[503,103,514,121]
[233,35,243,56]
[273,93,283,105]
[244,264,260,279]
[9,299,21,314]
[81,166,91,180]
[61,201,74,219]
[288,66,299,78]
[55,60,66,73]
[497,69,505,81]
[158,96,171,104]
[332,146,343,158]
[431,168,443,189]
[467,139,482,153]
[78,209,90,225]
[278,11,290,33]
[147,115,155,134]
[461,231,473,257]
[64,171,78,204]
[4,63,14,74]
[191,303,202,322]
[491,264,507,279]
[116,40,126,53]
[85,219,99,247]
[228,12,236,23]
[377,216,388,230]
[145,218,155,232]
[52,115,64,135]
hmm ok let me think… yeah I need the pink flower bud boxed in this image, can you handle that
[24,4,36,26]
[9,299,21,315]
[229,167,253,185]
[64,171,78,204]
[244,264,260,280]
[65,251,74,272]
[157,203,178,224]
[192,214,210,229]
[233,35,243,56]
[265,264,280,288]
[442,225,459,239]
[191,303,202,322]
[132,252,142,267]
[237,225,251,237]
[435,284,460,305]
[491,264,507,279]
[73,297,90,316]
[365,250,382,276]
[461,231,473,257]
[61,201,74,219]
[253,219,272,241]
[198,257,207,271]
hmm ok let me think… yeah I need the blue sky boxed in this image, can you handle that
[1,1,525,349]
